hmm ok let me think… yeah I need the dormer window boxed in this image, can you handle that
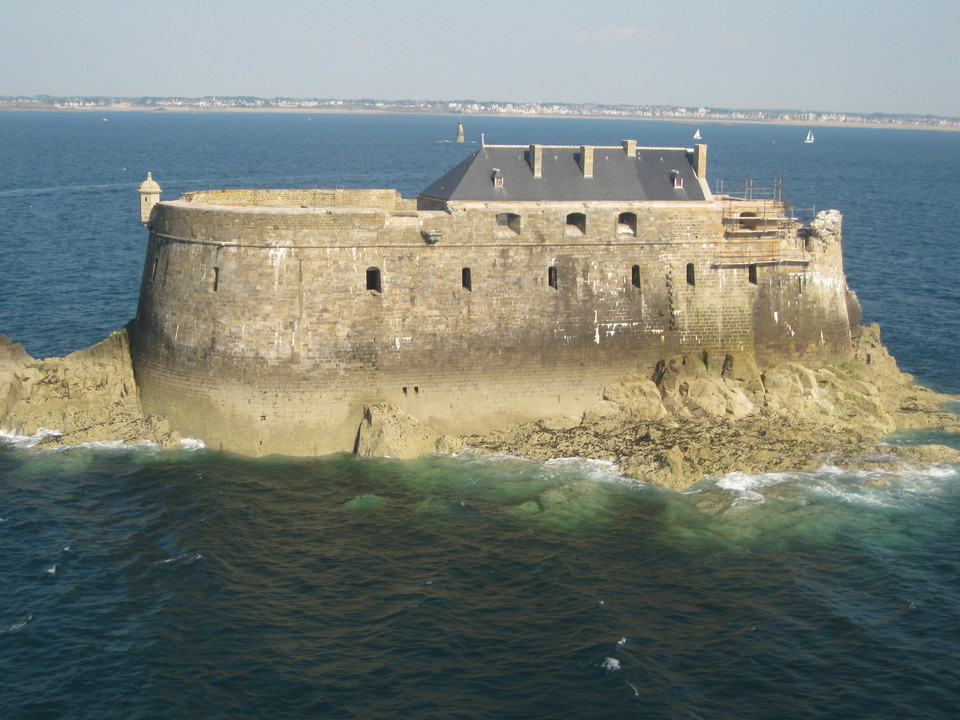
[671,170,683,189]
[491,168,504,188]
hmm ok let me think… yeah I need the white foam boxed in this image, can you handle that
[0,429,205,454]
[601,657,621,671]
[3,613,33,634]
[0,427,63,449]
[706,460,960,511]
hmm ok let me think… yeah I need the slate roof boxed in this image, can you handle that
[419,144,706,203]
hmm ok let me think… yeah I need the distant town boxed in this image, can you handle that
[2,95,957,130]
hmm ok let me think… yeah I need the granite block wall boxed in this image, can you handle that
[130,193,854,455]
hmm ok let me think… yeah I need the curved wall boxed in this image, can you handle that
[130,192,854,455]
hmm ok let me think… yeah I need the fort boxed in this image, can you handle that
[129,141,861,456]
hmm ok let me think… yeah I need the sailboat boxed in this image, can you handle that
[804,129,815,144]
[693,128,701,140]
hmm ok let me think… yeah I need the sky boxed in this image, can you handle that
[2,0,958,117]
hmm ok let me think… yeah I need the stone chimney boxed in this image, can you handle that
[621,139,636,156]
[528,144,543,178]
[693,144,707,180]
[580,146,594,178]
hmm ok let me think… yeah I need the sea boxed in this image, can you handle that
[1,111,959,719]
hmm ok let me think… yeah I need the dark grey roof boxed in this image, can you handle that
[419,144,705,203]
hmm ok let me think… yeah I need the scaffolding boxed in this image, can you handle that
[713,178,812,269]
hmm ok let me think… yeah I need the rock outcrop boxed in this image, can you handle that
[3,324,957,492]
[457,324,960,489]
[0,329,181,448]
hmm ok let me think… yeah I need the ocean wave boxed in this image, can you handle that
[1,613,33,635]
[0,428,205,453]
[701,461,960,512]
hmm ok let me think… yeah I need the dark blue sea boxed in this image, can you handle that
[1,112,959,719]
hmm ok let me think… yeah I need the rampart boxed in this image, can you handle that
[130,148,858,456]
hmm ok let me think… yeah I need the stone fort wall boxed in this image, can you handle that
[130,191,855,456]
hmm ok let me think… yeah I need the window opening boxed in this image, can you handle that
[151,257,159,281]
[366,266,382,294]
[631,264,641,288]
[738,212,759,231]
[565,212,586,235]
[462,267,472,291]
[686,263,695,286]
[211,266,220,292]
[748,264,758,285]
[496,212,521,234]
[548,265,558,290]
[617,212,637,237]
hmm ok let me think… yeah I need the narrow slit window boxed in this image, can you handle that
[748,264,758,285]
[631,264,641,288]
[366,266,382,294]
[548,265,558,290]
[686,263,695,286]
[461,267,472,291]
[211,266,220,292]
[151,257,159,281]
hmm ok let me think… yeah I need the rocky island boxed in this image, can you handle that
[2,322,956,491]
[2,141,957,488]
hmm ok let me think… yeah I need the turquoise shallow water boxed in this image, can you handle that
[1,113,959,718]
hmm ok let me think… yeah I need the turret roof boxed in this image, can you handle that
[138,172,162,194]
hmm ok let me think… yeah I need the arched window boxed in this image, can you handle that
[566,212,586,236]
[366,266,382,294]
[738,212,759,231]
[618,212,637,237]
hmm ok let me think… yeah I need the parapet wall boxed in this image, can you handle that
[131,192,855,456]
[180,188,413,210]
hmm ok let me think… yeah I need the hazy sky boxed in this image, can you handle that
[2,0,957,117]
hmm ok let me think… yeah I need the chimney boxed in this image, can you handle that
[528,144,543,178]
[621,139,636,156]
[693,144,707,180]
[580,145,594,178]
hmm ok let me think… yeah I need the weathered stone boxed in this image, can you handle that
[354,403,441,459]
[0,330,180,448]
[463,326,958,490]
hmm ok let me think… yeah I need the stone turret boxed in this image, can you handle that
[138,172,162,225]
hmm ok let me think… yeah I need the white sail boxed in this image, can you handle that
[805,130,815,143]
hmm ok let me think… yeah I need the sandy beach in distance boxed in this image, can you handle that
[2,100,957,132]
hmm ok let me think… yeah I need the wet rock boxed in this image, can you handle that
[0,329,180,448]
[355,403,441,459]
[462,324,958,491]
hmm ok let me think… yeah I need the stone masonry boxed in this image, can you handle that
[131,145,857,456]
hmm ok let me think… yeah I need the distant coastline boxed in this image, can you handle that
[2,96,958,132]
